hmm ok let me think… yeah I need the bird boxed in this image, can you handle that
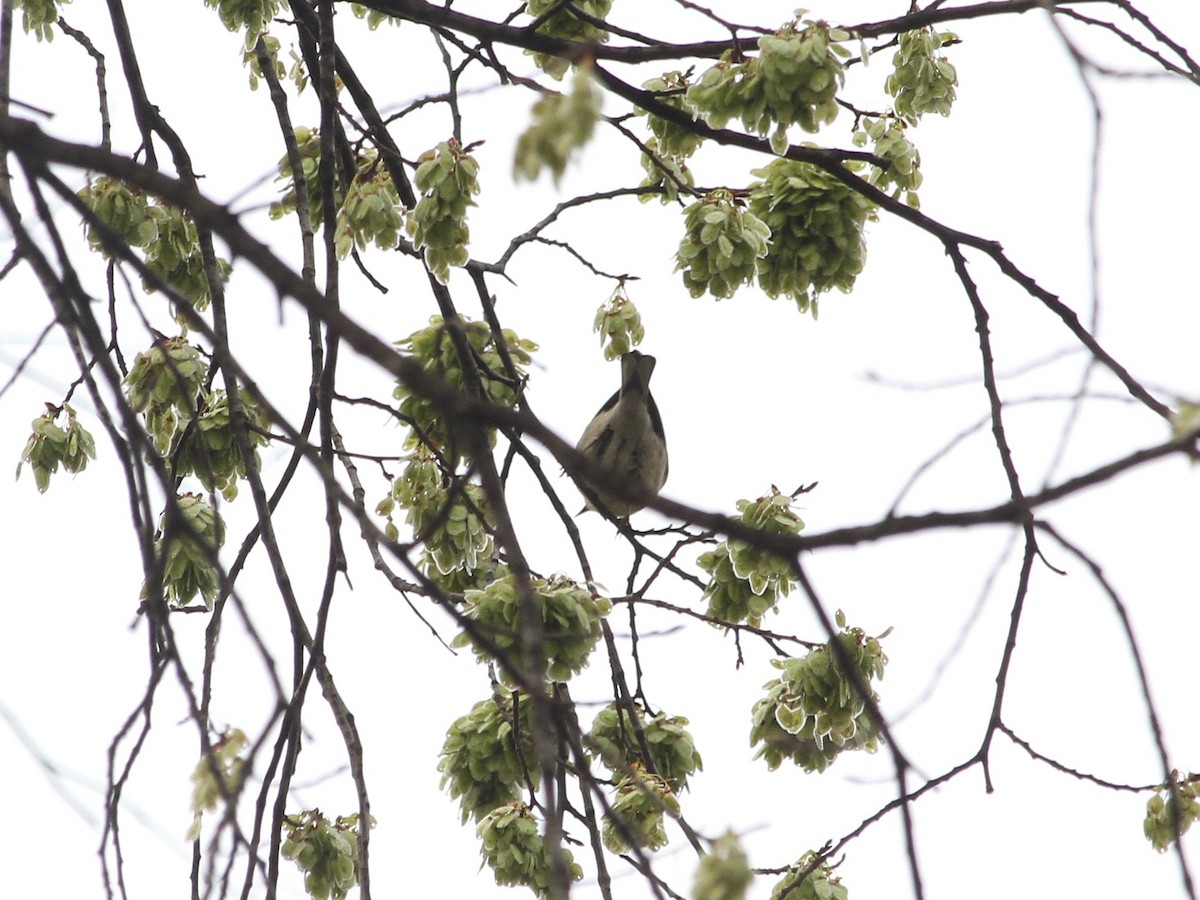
[575,350,668,517]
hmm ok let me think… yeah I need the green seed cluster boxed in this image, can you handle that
[349,3,398,29]
[392,315,536,465]
[1145,772,1200,852]
[270,127,324,225]
[476,802,583,897]
[203,0,279,46]
[640,71,705,159]
[153,492,226,609]
[187,728,247,840]
[854,115,923,205]
[454,573,612,685]
[675,189,770,300]
[602,770,679,853]
[125,339,268,607]
[79,178,230,312]
[639,146,695,205]
[394,449,493,575]
[18,403,96,493]
[699,543,790,628]
[125,337,209,454]
[438,693,537,824]
[750,617,888,773]
[242,34,285,91]
[523,0,612,80]
[770,851,849,900]
[886,28,959,123]
[335,166,404,260]
[281,810,368,900]
[407,139,480,282]
[694,831,753,900]
[387,316,533,589]
[171,389,271,502]
[748,159,877,315]
[79,178,156,251]
[637,72,702,204]
[376,447,496,592]
[687,21,850,153]
[145,202,230,310]
[125,337,270,503]
[273,131,394,237]
[592,285,645,360]
[698,488,805,628]
[12,0,65,42]
[588,703,703,791]
[1172,402,1200,439]
[514,67,602,184]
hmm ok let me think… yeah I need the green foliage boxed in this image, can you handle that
[438,692,538,824]
[1170,402,1200,440]
[854,115,922,206]
[675,189,771,300]
[171,389,271,502]
[636,71,703,204]
[392,316,536,465]
[79,178,230,312]
[770,851,849,900]
[349,3,399,29]
[639,71,705,160]
[12,0,69,42]
[886,28,959,123]
[698,487,805,627]
[748,159,877,315]
[454,573,612,685]
[698,543,787,628]
[272,129,402,256]
[514,66,602,184]
[407,139,481,282]
[144,202,230,311]
[588,702,702,791]
[241,35,307,92]
[204,0,280,48]
[125,338,271,502]
[1144,772,1200,852]
[524,0,612,80]
[335,165,404,260]
[592,284,644,360]
[638,142,695,205]
[126,341,263,608]
[78,177,156,251]
[125,337,210,454]
[687,19,851,153]
[242,33,284,90]
[376,447,497,590]
[187,728,247,840]
[152,492,226,609]
[750,613,889,773]
[602,769,679,853]
[694,831,753,900]
[17,403,97,493]
[281,810,370,900]
[476,802,583,897]
[269,127,324,224]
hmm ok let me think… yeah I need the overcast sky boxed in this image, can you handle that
[2,2,1199,899]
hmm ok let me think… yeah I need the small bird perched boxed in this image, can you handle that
[575,350,669,517]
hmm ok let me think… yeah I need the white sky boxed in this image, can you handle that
[2,2,1200,899]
